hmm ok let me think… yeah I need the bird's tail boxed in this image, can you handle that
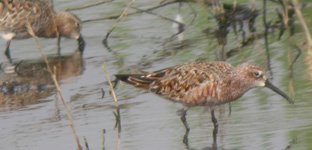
[114,74,155,90]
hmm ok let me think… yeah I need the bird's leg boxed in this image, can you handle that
[212,132,218,150]
[211,109,218,148]
[77,35,85,53]
[228,102,232,116]
[5,40,12,63]
[3,40,16,74]
[211,109,218,128]
[57,36,61,56]
[177,108,190,145]
[178,108,190,132]
[211,109,218,139]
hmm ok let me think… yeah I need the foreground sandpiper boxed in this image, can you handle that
[115,61,294,135]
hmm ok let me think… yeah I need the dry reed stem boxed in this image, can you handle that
[287,47,296,98]
[102,64,119,106]
[292,0,312,50]
[292,0,312,79]
[101,3,137,148]
[26,22,82,150]
[233,0,237,10]
[108,0,136,32]
[102,64,121,150]
[102,0,137,103]
[65,0,112,11]
[131,6,184,26]
[102,0,136,51]
[82,0,177,23]
[282,0,289,29]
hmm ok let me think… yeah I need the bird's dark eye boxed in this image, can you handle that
[253,71,262,78]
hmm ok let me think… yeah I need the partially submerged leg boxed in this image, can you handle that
[211,109,218,129]
[77,35,85,53]
[177,108,190,145]
[211,109,218,144]
[3,40,16,73]
[178,108,190,132]
[57,36,61,55]
[5,40,12,62]
[228,102,232,116]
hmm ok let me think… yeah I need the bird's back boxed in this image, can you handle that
[0,0,55,38]
[116,61,234,106]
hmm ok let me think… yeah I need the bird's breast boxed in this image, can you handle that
[181,82,221,106]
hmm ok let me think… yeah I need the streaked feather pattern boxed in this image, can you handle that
[115,61,293,106]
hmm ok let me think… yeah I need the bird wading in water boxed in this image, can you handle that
[0,0,85,61]
[115,61,294,141]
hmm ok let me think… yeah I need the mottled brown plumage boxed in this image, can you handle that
[115,61,294,140]
[115,61,293,143]
[116,61,293,106]
[0,0,84,60]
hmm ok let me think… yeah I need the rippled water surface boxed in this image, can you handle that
[1,0,312,150]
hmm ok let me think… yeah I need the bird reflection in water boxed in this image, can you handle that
[0,48,84,107]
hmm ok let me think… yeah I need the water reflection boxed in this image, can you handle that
[182,109,219,150]
[0,48,84,107]
[1,0,312,149]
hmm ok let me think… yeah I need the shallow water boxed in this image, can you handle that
[1,0,312,150]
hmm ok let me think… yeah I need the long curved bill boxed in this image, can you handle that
[265,80,294,104]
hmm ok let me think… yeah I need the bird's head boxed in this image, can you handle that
[236,63,294,104]
[55,11,85,50]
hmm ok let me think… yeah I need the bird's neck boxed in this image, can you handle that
[43,19,59,38]
[220,76,253,103]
